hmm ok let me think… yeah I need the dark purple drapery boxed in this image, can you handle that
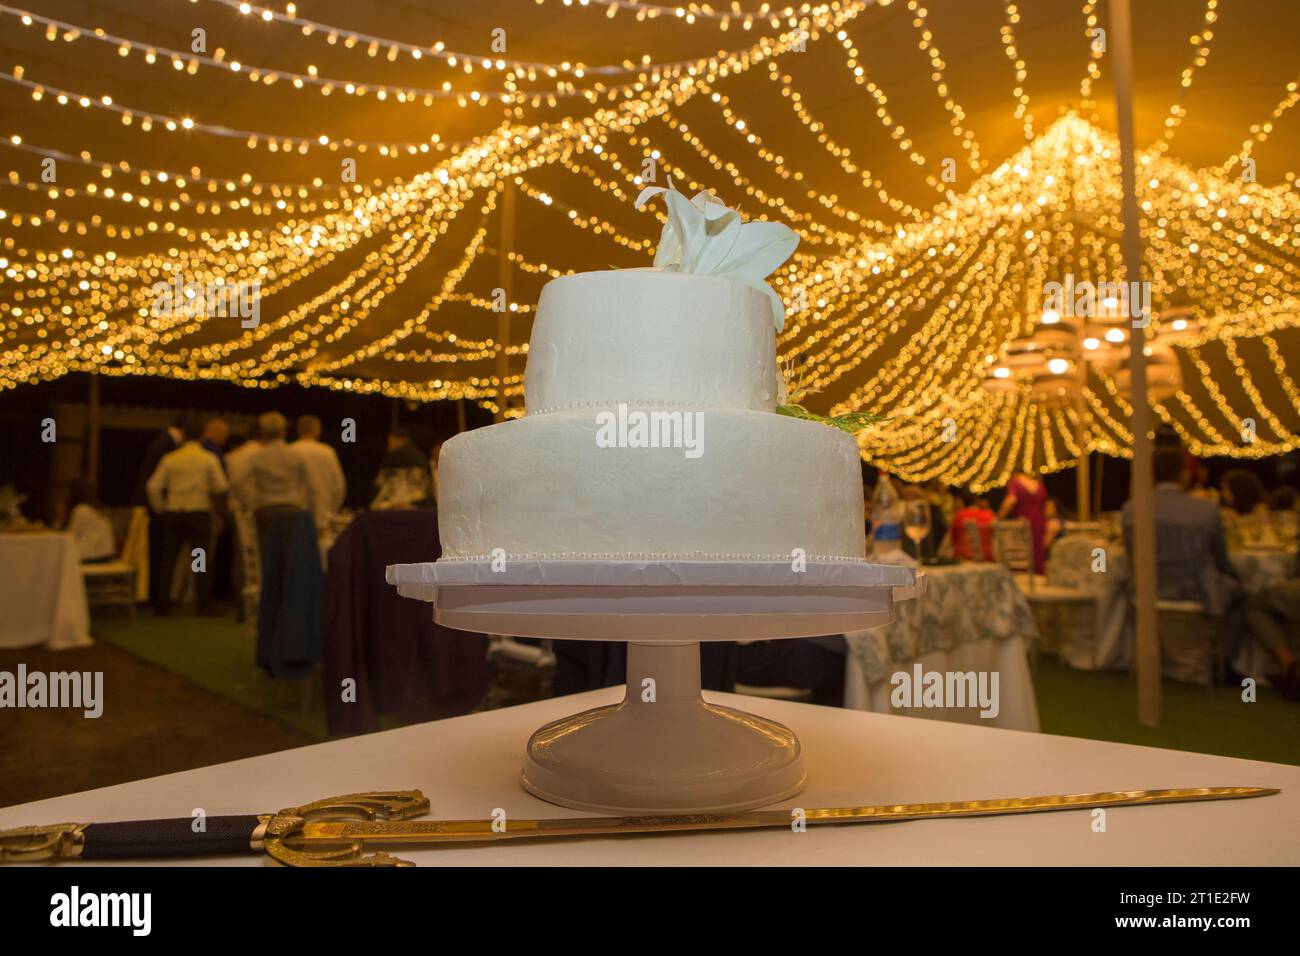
[323,509,489,734]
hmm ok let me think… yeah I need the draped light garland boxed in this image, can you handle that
[1,0,1298,489]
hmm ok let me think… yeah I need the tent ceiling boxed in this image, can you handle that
[1,0,1297,485]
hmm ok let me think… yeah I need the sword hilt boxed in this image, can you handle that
[0,790,430,867]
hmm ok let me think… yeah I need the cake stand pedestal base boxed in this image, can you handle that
[521,641,805,814]
[386,559,921,815]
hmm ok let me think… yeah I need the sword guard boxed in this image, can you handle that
[263,790,430,867]
[0,822,87,862]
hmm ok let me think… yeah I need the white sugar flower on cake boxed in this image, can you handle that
[635,180,799,331]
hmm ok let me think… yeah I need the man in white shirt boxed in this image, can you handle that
[291,414,346,536]
[136,415,185,611]
[225,429,263,514]
[146,417,229,615]
[248,412,314,526]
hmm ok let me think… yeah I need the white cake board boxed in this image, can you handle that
[387,559,920,814]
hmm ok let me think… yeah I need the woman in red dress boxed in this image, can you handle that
[998,472,1049,574]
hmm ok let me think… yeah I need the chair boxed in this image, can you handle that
[1156,599,1221,689]
[81,508,141,622]
[82,561,138,622]
[230,506,262,678]
[1025,584,1097,670]
[994,518,1037,593]
[120,506,150,602]
[488,636,556,700]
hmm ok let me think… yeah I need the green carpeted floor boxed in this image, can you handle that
[94,607,1300,766]
[1034,655,1300,765]
[95,608,330,739]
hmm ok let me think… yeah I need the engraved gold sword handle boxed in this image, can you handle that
[263,789,430,867]
[0,822,87,862]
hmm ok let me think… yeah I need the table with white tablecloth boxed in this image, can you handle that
[0,532,93,650]
[1048,534,1295,595]
[1046,535,1296,674]
[2,688,1294,865]
[844,562,1040,732]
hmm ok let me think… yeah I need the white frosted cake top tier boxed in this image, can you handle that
[524,270,778,414]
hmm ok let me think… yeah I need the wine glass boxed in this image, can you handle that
[903,500,932,562]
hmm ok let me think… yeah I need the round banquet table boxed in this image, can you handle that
[1045,535,1297,674]
[1048,534,1296,595]
[843,562,1041,732]
[0,531,93,650]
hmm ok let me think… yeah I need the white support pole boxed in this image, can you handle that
[495,180,516,422]
[1074,366,1091,522]
[1110,0,1162,727]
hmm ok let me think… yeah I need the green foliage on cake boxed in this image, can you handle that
[775,404,889,434]
[776,357,887,434]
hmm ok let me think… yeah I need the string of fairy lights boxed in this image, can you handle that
[1,0,1298,489]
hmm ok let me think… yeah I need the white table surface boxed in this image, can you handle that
[0,531,92,650]
[4,688,1296,865]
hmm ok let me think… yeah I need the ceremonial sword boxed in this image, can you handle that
[0,786,1279,867]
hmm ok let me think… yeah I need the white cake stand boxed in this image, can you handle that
[387,559,919,815]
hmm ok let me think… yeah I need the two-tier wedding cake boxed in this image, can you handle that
[391,183,908,814]
[437,184,866,564]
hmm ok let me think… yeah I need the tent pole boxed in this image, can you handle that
[1093,453,1104,517]
[87,369,101,487]
[1110,0,1161,727]
[495,180,516,423]
[1074,367,1090,522]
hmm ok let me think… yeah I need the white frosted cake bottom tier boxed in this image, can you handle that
[437,407,866,561]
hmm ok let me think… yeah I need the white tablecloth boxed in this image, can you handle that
[1049,535,1295,596]
[844,563,1040,732]
[2,688,1294,865]
[1048,536,1296,673]
[0,532,92,650]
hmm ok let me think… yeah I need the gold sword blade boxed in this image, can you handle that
[288,786,1279,847]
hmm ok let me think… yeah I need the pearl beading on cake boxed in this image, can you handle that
[439,551,870,563]
[524,398,728,417]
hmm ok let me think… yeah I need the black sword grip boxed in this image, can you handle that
[80,815,264,859]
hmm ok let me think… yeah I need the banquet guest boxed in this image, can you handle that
[950,490,996,562]
[146,416,229,614]
[1270,486,1300,546]
[247,412,315,533]
[201,417,230,469]
[201,417,233,597]
[135,414,185,502]
[1221,469,1268,517]
[224,429,263,513]
[1220,469,1270,547]
[1044,497,1065,552]
[246,413,322,677]
[1243,559,1300,702]
[222,428,262,610]
[371,427,434,509]
[1123,448,1238,614]
[64,477,116,563]
[998,471,1049,574]
[1156,425,1206,491]
[925,480,957,524]
[291,414,347,535]
[135,413,185,611]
